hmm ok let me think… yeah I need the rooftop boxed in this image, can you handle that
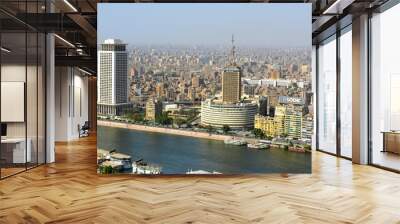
[104,39,124,45]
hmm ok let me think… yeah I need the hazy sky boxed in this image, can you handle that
[98,4,311,48]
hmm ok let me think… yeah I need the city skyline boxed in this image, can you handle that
[97,5,312,174]
[98,3,311,48]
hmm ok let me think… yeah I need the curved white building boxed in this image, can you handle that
[201,99,258,130]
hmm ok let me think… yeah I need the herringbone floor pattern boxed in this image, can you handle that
[1,135,400,224]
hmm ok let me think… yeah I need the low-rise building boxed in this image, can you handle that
[201,99,257,130]
[145,98,162,121]
[254,105,303,139]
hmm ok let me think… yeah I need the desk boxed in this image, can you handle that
[1,138,31,163]
[382,131,400,154]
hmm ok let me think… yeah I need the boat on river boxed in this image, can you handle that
[186,169,222,174]
[110,152,132,169]
[247,143,269,150]
[132,159,162,174]
[224,138,247,146]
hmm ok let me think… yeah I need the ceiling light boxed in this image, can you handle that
[323,1,341,14]
[78,67,93,76]
[323,0,355,15]
[54,34,75,48]
[63,0,78,12]
[1,47,11,53]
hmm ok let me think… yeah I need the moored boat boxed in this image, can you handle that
[224,138,247,146]
[186,169,222,174]
[132,159,162,174]
[247,143,269,149]
[110,152,132,169]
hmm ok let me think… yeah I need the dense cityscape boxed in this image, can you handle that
[97,37,313,174]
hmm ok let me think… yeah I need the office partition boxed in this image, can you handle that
[0,0,47,179]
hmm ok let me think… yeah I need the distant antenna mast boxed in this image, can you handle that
[231,34,236,64]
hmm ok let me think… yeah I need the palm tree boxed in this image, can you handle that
[222,125,231,134]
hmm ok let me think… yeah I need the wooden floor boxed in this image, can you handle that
[373,151,400,171]
[1,135,400,224]
[0,167,26,178]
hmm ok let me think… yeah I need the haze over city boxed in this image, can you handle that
[98,3,311,48]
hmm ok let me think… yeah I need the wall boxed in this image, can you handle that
[1,64,43,138]
[1,61,46,166]
[55,67,89,141]
[1,64,26,138]
[88,77,97,132]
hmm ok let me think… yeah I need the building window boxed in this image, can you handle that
[339,26,352,158]
[370,3,400,171]
[317,35,337,154]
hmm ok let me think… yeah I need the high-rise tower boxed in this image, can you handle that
[97,39,131,116]
[222,35,242,103]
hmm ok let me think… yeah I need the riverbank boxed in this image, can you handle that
[98,120,231,141]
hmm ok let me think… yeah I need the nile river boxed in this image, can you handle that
[97,126,311,174]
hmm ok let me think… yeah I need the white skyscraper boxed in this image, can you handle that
[97,39,131,116]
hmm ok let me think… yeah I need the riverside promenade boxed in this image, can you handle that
[98,120,231,141]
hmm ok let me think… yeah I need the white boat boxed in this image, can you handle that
[247,143,269,149]
[99,160,123,172]
[132,160,161,174]
[259,140,272,144]
[110,152,132,169]
[186,169,222,174]
[224,138,247,146]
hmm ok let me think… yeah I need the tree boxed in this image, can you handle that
[156,112,172,125]
[99,165,113,174]
[206,125,214,134]
[252,128,265,139]
[222,125,231,134]
[132,113,144,122]
[174,118,186,128]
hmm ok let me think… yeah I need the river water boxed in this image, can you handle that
[97,125,311,174]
